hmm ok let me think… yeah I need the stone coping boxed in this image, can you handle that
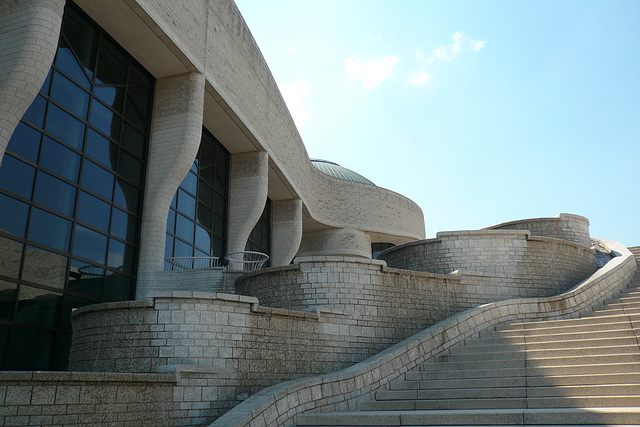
[210,238,636,427]
[0,371,176,384]
[485,212,590,229]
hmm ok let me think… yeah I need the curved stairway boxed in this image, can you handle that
[295,248,640,426]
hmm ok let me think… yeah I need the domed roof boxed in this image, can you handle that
[310,159,375,186]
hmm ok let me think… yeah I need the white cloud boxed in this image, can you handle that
[430,31,465,62]
[281,79,311,129]
[409,70,432,85]
[343,56,399,89]
[287,46,296,53]
[470,39,486,51]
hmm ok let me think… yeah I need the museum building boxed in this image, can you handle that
[0,0,425,371]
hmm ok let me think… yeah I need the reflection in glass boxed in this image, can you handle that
[55,39,92,89]
[50,72,90,118]
[6,327,54,370]
[0,155,36,199]
[45,103,85,150]
[81,160,114,200]
[85,129,118,169]
[40,137,81,182]
[7,122,42,162]
[94,85,125,112]
[33,171,76,216]
[96,38,128,85]
[110,207,137,242]
[72,225,108,265]
[117,150,142,185]
[113,178,139,212]
[120,123,145,158]
[90,100,121,139]
[103,273,132,302]
[15,285,62,328]
[67,259,103,300]
[60,6,96,77]
[23,95,47,128]
[177,189,196,217]
[0,194,29,237]
[22,246,67,290]
[77,191,110,231]
[176,213,194,242]
[28,208,72,252]
[0,280,17,321]
[0,237,23,279]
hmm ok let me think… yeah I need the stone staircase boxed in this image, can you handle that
[295,248,640,426]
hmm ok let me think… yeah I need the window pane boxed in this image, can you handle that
[197,181,213,208]
[22,245,68,290]
[0,155,36,199]
[196,203,212,229]
[120,122,145,159]
[68,259,104,300]
[50,72,90,118]
[195,226,210,253]
[128,65,153,88]
[213,191,225,217]
[40,136,81,182]
[77,191,110,231]
[175,214,194,242]
[40,68,53,96]
[94,85,125,113]
[90,100,121,139]
[124,93,146,131]
[81,160,114,200]
[55,38,92,89]
[164,235,174,258]
[127,86,152,123]
[111,207,137,242]
[0,280,17,321]
[108,239,135,274]
[166,209,176,234]
[0,194,29,237]
[23,95,47,129]
[113,178,139,212]
[72,225,108,265]
[117,149,143,185]
[28,208,72,252]
[15,285,63,328]
[45,103,85,150]
[33,171,76,217]
[0,236,23,279]
[7,122,42,162]
[103,273,132,302]
[85,128,118,169]
[177,189,196,217]
[174,239,193,257]
[6,327,54,370]
[60,7,96,78]
[96,38,128,85]
[181,171,197,196]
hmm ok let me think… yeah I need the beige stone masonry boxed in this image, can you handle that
[298,227,373,259]
[485,213,591,247]
[0,0,64,162]
[137,72,206,298]
[211,239,637,427]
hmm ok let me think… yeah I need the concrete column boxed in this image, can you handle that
[271,199,302,266]
[0,0,65,163]
[297,227,372,259]
[136,72,205,299]
[227,151,268,255]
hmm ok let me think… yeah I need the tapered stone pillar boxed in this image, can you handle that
[297,227,372,259]
[227,151,269,255]
[136,72,205,299]
[0,0,65,162]
[271,199,302,266]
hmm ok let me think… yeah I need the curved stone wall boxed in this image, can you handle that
[379,230,597,293]
[211,240,637,427]
[485,213,591,246]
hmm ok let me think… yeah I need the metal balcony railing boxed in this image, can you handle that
[164,251,268,272]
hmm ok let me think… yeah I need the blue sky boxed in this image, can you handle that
[234,0,640,246]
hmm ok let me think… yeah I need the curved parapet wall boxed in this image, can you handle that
[379,230,597,294]
[484,213,591,247]
[211,239,637,427]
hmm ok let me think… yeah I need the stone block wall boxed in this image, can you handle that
[0,371,177,426]
[484,213,591,247]
[378,230,596,293]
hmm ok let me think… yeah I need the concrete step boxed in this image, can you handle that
[393,373,640,391]
[454,335,639,353]
[296,408,640,426]
[495,315,640,332]
[417,360,640,376]
[477,327,636,344]
[437,346,640,364]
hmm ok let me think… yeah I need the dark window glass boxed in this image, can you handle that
[77,191,110,231]
[108,239,135,274]
[113,179,139,212]
[40,69,53,96]
[23,246,68,290]
[23,95,47,128]
[213,192,225,217]
[0,281,17,321]
[372,243,395,259]
[120,122,145,158]
[103,273,132,302]
[60,7,96,77]
[127,86,152,123]
[195,226,210,252]
[117,149,142,185]
[177,189,196,216]
[60,295,95,332]
[196,203,212,228]
[72,225,108,265]
[176,214,194,242]
[81,160,114,200]
[7,122,42,163]
[55,38,92,89]
[94,85,125,113]
[212,238,223,257]
[164,236,174,258]
[197,181,213,208]
[90,100,121,139]
[124,93,146,131]
[45,103,85,150]
[111,207,137,242]
[174,239,193,257]
[67,259,104,299]
[128,66,153,88]
[50,72,90,118]
[6,327,54,370]
[33,171,76,216]
[28,208,72,252]
[0,194,29,237]
[182,172,197,196]
[0,155,36,199]
[166,209,176,234]
[40,136,81,182]
[15,285,62,328]
[96,38,128,85]
[85,128,118,169]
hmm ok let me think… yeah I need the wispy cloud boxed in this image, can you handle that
[470,39,486,51]
[409,70,432,85]
[421,32,486,63]
[343,56,399,89]
[281,79,311,129]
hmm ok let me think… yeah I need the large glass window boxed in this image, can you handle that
[0,2,154,370]
[165,129,230,260]
[245,199,271,266]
